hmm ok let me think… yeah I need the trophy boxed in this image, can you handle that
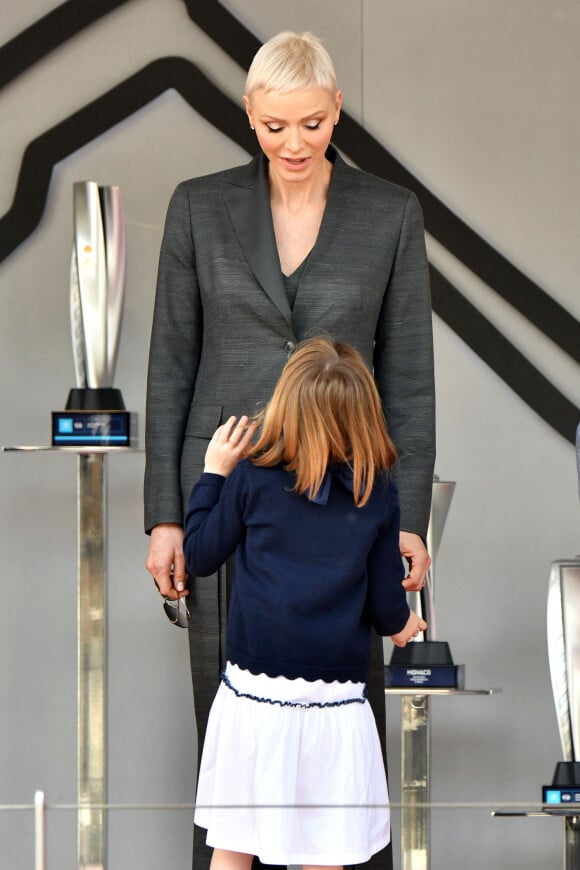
[385,478,465,688]
[544,424,580,809]
[545,559,580,806]
[51,182,136,445]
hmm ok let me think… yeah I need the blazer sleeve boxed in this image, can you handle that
[373,191,435,540]
[144,183,202,533]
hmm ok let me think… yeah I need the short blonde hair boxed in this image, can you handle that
[245,31,337,97]
[246,338,397,507]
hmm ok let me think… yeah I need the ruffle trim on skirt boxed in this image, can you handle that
[220,664,367,708]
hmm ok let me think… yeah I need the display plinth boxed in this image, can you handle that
[543,762,580,807]
[385,641,464,689]
[385,687,498,870]
[52,387,136,448]
[3,445,142,870]
[52,411,137,447]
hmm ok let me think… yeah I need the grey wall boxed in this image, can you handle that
[1,2,579,869]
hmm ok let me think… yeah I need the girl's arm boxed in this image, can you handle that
[365,485,411,636]
[391,610,427,647]
[183,470,243,577]
[183,417,257,577]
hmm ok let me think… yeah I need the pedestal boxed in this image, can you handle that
[3,445,141,870]
[77,452,106,869]
[565,815,580,867]
[386,687,498,870]
[401,695,430,870]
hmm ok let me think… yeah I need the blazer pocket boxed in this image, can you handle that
[184,403,223,439]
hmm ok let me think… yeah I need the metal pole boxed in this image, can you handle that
[401,695,430,870]
[34,790,45,870]
[77,453,107,870]
[565,815,580,869]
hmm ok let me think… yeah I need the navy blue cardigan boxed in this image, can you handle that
[183,460,409,684]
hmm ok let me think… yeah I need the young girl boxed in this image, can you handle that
[183,337,426,870]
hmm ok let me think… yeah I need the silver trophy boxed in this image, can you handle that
[386,478,463,687]
[548,559,580,777]
[547,424,580,796]
[545,423,580,819]
[52,182,136,446]
[67,181,126,410]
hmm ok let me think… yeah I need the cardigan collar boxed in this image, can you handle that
[307,463,360,506]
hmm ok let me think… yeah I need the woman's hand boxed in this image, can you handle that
[390,610,427,648]
[400,531,431,591]
[145,523,188,601]
[204,415,258,476]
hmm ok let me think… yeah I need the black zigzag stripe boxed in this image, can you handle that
[2,0,577,366]
[3,0,577,367]
[188,0,580,367]
[334,114,580,367]
[0,56,576,443]
[0,0,134,90]
[430,266,579,443]
[0,57,255,262]
[1,0,578,440]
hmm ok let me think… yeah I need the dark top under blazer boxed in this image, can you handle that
[145,147,435,538]
[183,462,409,683]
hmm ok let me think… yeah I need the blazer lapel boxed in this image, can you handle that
[221,153,291,325]
[299,145,345,272]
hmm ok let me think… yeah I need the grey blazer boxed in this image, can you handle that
[145,146,435,538]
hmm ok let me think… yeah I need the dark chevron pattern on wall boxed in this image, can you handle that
[0,0,578,442]
[0,0,135,89]
[0,57,255,261]
[188,2,580,367]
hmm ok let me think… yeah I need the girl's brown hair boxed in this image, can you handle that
[246,337,397,506]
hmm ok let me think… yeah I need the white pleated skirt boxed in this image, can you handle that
[194,662,390,865]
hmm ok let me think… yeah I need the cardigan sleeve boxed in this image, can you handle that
[365,485,410,636]
[183,467,247,577]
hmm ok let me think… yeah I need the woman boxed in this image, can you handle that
[145,30,435,870]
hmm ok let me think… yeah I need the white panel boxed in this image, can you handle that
[1,2,579,869]
[362,0,580,314]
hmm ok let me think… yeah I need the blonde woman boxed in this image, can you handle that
[145,30,434,870]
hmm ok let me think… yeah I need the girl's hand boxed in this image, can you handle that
[390,610,427,648]
[203,415,259,477]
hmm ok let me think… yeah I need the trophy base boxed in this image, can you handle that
[65,387,126,411]
[543,763,580,807]
[385,640,464,688]
[552,762,580,786]
[53,389,137,446]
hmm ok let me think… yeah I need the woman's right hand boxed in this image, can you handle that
[145,523,188,601]
[390,610,427,647]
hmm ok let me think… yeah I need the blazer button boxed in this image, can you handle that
[284,341,296,354]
